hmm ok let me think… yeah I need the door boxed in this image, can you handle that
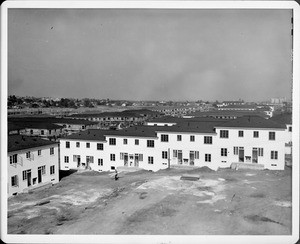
[27,171,31,187]
[38,168,42,183]
[252,148,258,163]
[238,147,244,162]
[134,154,139,167]
[178,150,183,165]
[189,151,195,166]
[124,154,128,166]
[77,157,81,167]
[129,154,134,166]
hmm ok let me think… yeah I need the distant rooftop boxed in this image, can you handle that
[8,117,98,127]
[8,135,58,153]
[67,109,160,118]
[215,115,286,129]
[61,115,286,141]
[270,113,292,125]
[189,110,269,118]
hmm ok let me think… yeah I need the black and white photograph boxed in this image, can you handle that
[1,1,299,243]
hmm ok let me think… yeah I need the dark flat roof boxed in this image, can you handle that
[8,135,58,152]
[270,113,292,125]
[215,115,286,129]
[8,117,98,126]
[67,110,151,118]
[189,110,268,118]
[62,129,107,141]
[62,115,286,141]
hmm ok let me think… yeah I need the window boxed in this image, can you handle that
[86,156,94,163]
[258,148,264,157]
[289,126,292,132]
[135,139,139,145]
[11,175,18,187]
[66,141,70,148]
[109,138,116,145]
[205,154,211,162]
[162,151,168,159]
[271,151,278,160]
[86,142,90,148]
[233,147,238,155]
[120,152,125,160]
[110,154,116,161]
[195,151,199,159]
[41,130,44,135]
[204,136,212,144]
[50,165,55,175]
[221,148,228,156]
[190,135,195,142]
[38,165,46,175]
[49,130,52,135]
[76,142,80,147]
[98,158,103,166]
[238,131,244,137]
[50,147,54,155]
[10,154,18,164]
[82,125,85,129]
[64,156,69,163]
[253,131,259,138]
[147,140,154,148]
[148,156,154,164]
[30,129,33,135]
[161,134,169,142]
[97,143,103,150]
[220,130,229,138]
[173,150,178,158]
[177,135,182,141]
[269,132,276,141]
[26,151,31,159]
[38,150,41,156]
[123,139,128,145]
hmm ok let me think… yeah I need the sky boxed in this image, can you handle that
[8,8,293,101]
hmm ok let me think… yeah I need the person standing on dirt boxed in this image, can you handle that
[114,169,119,181]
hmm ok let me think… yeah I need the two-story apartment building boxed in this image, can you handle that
[8,135,59,196]
[59,116,286,172]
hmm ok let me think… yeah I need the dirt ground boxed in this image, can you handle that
[7,166,292,235]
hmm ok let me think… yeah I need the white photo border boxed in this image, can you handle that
[1,1,299,244]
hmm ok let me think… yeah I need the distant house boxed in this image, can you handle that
[8,135,59,197]
[8,123,26,135]
[20,123,64,138]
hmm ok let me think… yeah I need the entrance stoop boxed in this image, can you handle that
[180,174,200,181]
[230,162,264,170]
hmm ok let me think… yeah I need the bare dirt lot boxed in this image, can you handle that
[8,166,292,235]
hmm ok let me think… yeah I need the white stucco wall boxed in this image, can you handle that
[59,126,286,172]
[8,144,59,196]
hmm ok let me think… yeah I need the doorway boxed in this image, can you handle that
[252,148,258,163]
[27,170,31,187]
[189,151,195,166]
[178,150,182,165]
[38,168,42,183]
[238,147,244,162]
[134,154,139,167]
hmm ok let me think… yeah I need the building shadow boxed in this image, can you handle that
[59,169,77,180]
